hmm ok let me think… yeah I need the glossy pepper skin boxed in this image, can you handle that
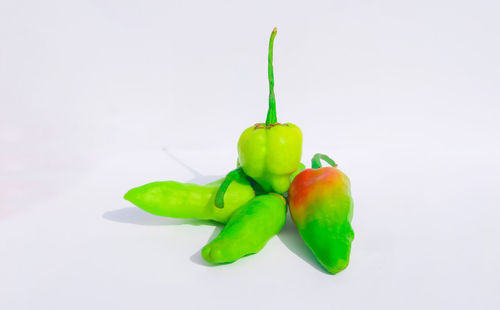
[214,162,305,208]
[202,193,286,264]
[237,28,302,194]
[238,123,302,194]
[288,154,354,274]
[124,177,255,224]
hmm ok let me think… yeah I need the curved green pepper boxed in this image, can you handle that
[202,193,286,264]
[288,154,354,274]
[124,177,255,224]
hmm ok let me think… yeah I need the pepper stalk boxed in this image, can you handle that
[311,153,338,169]
[265,27,278,126]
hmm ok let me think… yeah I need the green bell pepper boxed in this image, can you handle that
[238,28,302,194]
[214,28,302,208]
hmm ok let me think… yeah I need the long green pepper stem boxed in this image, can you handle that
[265,27,278,126]
[311,153,338,169]
[215,168,247,208]
[215,168,266,209]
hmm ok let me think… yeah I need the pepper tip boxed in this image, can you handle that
[273,27,277,33]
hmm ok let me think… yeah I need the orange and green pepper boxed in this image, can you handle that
[288,154,355,274]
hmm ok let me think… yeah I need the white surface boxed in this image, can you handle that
[1,1,500,309]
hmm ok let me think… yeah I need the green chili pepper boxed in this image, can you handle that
[201,193,286,264]
[288,154,354,274]
[124,177,255,224]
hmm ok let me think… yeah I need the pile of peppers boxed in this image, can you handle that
[124,28,354,274]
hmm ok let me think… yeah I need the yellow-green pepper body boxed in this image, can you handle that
[238,123,302,194]
[124,178,255,223]
[235,28,302,194]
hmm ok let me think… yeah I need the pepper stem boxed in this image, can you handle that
[215,168,248,208]
[311,153,338,169]
[265,27,278,126]
[215,168,266,208]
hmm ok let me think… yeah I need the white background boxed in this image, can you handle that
[1,0,499,309]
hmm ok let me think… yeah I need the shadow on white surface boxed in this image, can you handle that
[103,207,217,226]
[103,207,225,266]
[278,213,328,274]
[162,147,224,185]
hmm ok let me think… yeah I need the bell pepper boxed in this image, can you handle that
[288,154,354,274]
[214,28,302,208]
[238,28,302,194]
